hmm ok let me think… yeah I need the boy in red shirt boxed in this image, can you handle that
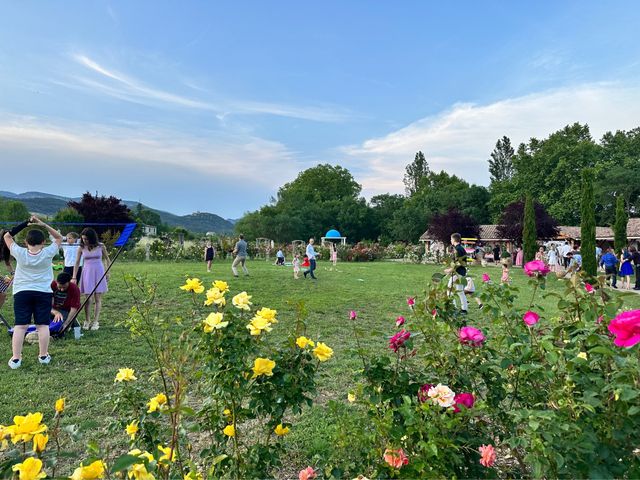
[51,272,82,339]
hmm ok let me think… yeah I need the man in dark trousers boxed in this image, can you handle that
[631,246,640,290]
[599,246,619,288]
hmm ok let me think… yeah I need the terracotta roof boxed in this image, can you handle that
[420,219,640,242]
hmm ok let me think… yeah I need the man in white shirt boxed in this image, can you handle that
[4,216,62,369]
[303,238,319,279]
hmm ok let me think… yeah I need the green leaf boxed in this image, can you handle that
[110,455,142,473]
[628,406,640,415]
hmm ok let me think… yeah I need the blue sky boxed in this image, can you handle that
[1,1,640,217]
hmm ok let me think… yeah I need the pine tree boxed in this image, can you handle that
[403,151,429,196]
[580,168,597,277]
[613,195,628,253]
[488,136,515,183]
[522,194,537,262]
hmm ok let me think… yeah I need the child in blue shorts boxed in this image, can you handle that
[3,216,62,369]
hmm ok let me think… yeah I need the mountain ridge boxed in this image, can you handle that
[0,191,235,233]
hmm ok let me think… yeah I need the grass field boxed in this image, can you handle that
[1,259,639,473]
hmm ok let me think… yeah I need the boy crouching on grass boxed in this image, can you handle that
[3,216,62,369]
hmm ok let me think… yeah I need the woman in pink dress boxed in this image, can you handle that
[330,242,338,267]
[72,228,111,330]
[515,247,524,267]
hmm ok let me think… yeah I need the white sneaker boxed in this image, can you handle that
[90,322,100,331]
[38,355,51,365]
[8,358,21,369]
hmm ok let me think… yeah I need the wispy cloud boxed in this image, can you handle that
[66,54,349,122]
[0,113,298,184]
[340,82,640,197]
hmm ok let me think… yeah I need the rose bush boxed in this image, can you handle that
[321,267,640,478]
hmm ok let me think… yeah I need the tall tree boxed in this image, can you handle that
[403,151,430,196]
[427,208,480,244]
[614,195,628,253]
[522,194,537,263]
[68,192,133,234]
[488,136,515,183]
[0,199,30,221]
[580,169,597,277]
[497,200,559,244]
[52,207,85,235]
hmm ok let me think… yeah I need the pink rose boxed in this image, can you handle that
[585,283,594,293]
[395,316,405,327]
[481,273,491,283]
[383,448,409,469]
[597,315,603,324]
[479,444,496,467]
[523,310,540,326]
[524,260,550,277]
[417,383,434,403]
[349,310,357,320]
[407,297,415,308]
[453,392,475,413]
[432,309,437,317]
[389,329,411,352]
[608,310,640,348]
[298,467,317,480]
[459,326,485,346]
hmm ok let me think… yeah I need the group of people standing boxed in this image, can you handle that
[1,217,110,369]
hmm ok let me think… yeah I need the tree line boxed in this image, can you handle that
[235,122,640,243]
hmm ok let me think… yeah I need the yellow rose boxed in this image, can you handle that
[252,358,276,378]
[212,280,229,293]
[115,368,137,382]
[577,352,588,360]
[6,412,47,444]
[232,291,252,311]
[127,463,154,480]
[347,393,356,403]
[313,342,334,362]
[255,307,277,322]
[32,433,48,453]
[204,287,226,307]
[246,316,274,336]
[147,393,168,413]
[179,278,205,294]
[223,424,235,437]
[274,424,290,436]
[157,445,176,464]
[12,457,46,480]
[203,312,228,333]
[128,448,155,463]
[223,409,232,417]
[126,421,139,440]
[296,336,315,349]
[70,460,106,480]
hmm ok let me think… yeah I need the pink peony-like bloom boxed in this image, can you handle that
[395,316,405,327]
[479,444,496,467]
[452,392,475,413]
[298,466,317,480]
[585,283,594,293]
[523,310,540,326]
[349,310,357,320]
[383,448,409,469]
[427,383,456,408]
[608,310,640,348]
[418,383,434,403]
[524,260,550,277]
[407,297,415,308]
[389,329,411,352]
[459,326,486,346]
[481,273,491,283]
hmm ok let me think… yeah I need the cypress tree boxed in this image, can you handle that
[580,168,597,277]
[522,194,537,262]
[613,195,628,253]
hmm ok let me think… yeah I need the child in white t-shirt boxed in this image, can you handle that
[3,216,62,369]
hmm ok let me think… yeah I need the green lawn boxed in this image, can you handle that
[1,259,638,472]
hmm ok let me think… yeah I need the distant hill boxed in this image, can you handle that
[0,191,234,234]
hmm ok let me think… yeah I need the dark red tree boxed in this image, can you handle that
[497,200,559,243]
[68,192,133,235]
[427,208,480,243]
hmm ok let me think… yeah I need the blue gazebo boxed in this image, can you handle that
[321,229,347,246]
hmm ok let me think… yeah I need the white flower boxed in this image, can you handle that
[427,383,456,408]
